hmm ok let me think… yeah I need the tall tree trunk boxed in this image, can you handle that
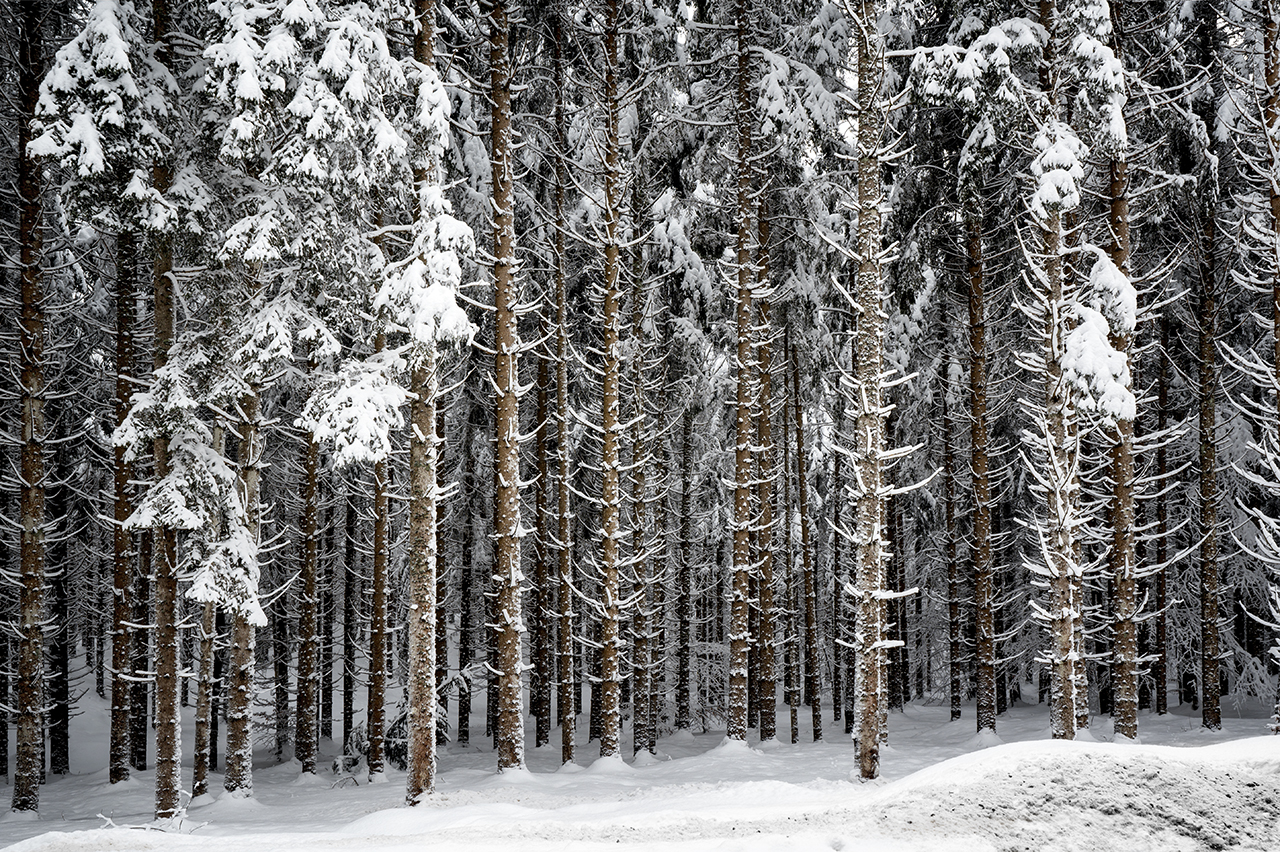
[594,0,627,760]
[368,452,389,776]
[966,212,995,734]
[295,372,321,774]
[150,0,182,817]
[1264,0,1280,735]
[457,403,475,748]
[790,343,821,741]
[727,0,755,744]
[12,0,46,812]
[781,363,800,744]
[111,231,137,784]
[49,450,69,776]
[487,0,526,772]
[342,488,359,748]
[227,305,264,794]
[755,240,777,742]
[406,348,440,801]
[852,0,888,780]
[1107,0,1138,741]
[321,495,335,742]
[1195,0,1222,732]
[943,340,961,723]
[676,406,694,733]
[553,10,575,765]
[534,319,552,752]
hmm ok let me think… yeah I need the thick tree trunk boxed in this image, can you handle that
[852,0,888,780]
[406,352,440,802]
[150,0,182,817]
[12,0,46,812]
[595,0,626,762]
[1106,4,1138,739]
[727,0,755,744]
[488,0,526,772]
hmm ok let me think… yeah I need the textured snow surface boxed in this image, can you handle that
[2,697,1277,852]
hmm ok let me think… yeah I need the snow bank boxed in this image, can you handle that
[8,735,1277,852]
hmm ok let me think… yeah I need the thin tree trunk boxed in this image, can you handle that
[1264,0,1280,735]
[343,488,358,748]
[295,367,321,774]
[368,450,389,776]
[192,600,215,799]
[111,231,137,784]
[1195,0,1221,732]
[789,342,821,741]
[552,10,575,765]
[131,533,150,771]
[755,278,777,741]
[676,406,694,733]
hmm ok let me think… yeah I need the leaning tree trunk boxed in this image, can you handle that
[488,0,526,772]
[12,0,46,811]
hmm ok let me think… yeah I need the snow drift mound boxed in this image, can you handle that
[859,738,1280,852]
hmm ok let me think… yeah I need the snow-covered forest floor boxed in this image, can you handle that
[2,693,1278,852]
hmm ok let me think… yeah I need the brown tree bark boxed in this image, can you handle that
[12,0,46,810]
[727,0,755,744]
[967,212,995,734]
[790,342,822,740]
[593,0,626,762]
[1106,0,1138,740]
[552,9,576,764]
[852,0,888,780]
[487,0,526,772]
[111,231,137,784]
[295,364,321,774]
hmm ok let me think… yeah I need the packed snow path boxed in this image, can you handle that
[2,699,1277,851]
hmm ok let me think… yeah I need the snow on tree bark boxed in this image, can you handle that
[487,0,526,773]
